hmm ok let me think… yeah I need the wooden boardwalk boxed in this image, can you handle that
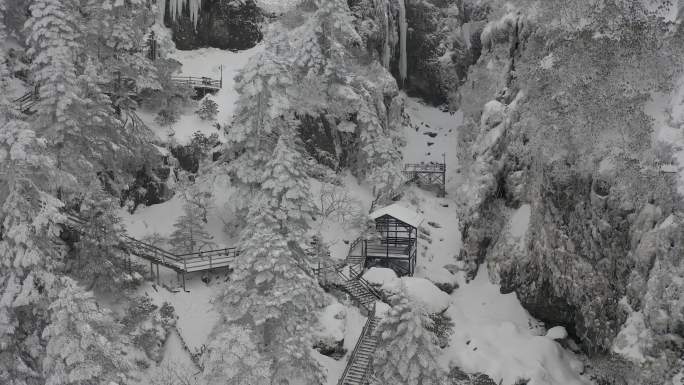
[13,73,222,113]
[65,212,237,290]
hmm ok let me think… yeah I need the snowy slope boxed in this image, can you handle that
[138,45,263,145]
[115,39,591,385]
[402,96,589,385]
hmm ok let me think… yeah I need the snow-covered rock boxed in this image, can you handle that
[481,100,506,129]
[423,267,459,294]
[401,277,451,313]
[315,303,347,342]
[363,267,398,287]
[545,326,568,340]
[313,303,347,360]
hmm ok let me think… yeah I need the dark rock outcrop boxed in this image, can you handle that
[164,0,263,51]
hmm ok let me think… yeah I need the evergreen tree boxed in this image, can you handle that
[70,183,142,293]
[286,0,405,193]
[207,130,327,382]
[25,0,162,195]
[373,287,447,385]
[196,98,219,121]
[222,48,294,200]
[25,0,82,137]
[0,119,129,384]
[169,202,215,254]
[201,325,271,385]
[42,277,130,385]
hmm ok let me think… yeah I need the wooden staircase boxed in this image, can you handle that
[13,87,39,113]
[331,245,389,385]
[338,309,379,385]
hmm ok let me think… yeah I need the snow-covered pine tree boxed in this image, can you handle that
[287,0,405,193]
[196,98,219,121]
[43,277,130,385]
[201,325,271,385]
[169,201,215,254]
[207,128,327,383]
[222,48,294,207]
[372,287,447,385]
[0,95,70,383]
[0,116,128,384]
[83,0,160,92]
[69,183,142,293]
[25,0,162,196]
[25,0,82,147]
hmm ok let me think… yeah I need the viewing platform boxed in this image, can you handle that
[347,203,423,276]
[403,160,446,196]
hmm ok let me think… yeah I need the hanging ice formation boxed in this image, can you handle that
[397,0,407,86]
[373,0,392,69]
[160,0,202,28]
[373,0,408,86]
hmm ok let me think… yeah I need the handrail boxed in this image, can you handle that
[175,247,238,258]
[403,162,446,172]
[349,264,388,303]
[62,209,238,272]
[337,303,376,385]
[171,76,221,89]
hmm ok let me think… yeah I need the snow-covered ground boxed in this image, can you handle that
[138,45,263,145]
[115,38,589,385]
[256,0,301,14]
[404,98,464,194]
[402,96,589,385]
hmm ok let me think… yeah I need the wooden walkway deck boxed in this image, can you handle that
[64,212,237,289]
[13,73,222,113]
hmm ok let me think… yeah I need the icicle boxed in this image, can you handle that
[376,0,391,69]
[167,0,202,28]
[397,0,407,86]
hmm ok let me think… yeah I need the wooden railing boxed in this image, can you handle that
[13,87,39,113]
[63,210,237,275]
[404,162,446,173]
[348,264,388,303]
[175,247,239,272]
[171,76,222,90]
[337,303,377,385]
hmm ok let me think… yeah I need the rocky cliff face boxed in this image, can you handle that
[436,2,684,382]
[164,0,263,50]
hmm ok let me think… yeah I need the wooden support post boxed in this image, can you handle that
[156,263,160,285]
[182,273,186,291]
[150,260,153,281]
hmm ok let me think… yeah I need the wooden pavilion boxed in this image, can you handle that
[348,203,423,276]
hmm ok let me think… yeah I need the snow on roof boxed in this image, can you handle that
[369,203,424,228]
